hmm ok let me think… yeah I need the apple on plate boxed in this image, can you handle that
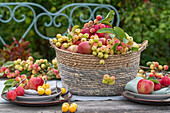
[137,79,154,94]
[28,77,44,90]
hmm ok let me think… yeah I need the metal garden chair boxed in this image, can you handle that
[0,3,119,45]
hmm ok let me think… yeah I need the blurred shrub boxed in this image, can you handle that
[0,38,31,66]
[120,0,170,66]
[0,0,169,66]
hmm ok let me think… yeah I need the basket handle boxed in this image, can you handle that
[139,40,148,52]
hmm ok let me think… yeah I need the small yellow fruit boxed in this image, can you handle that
[38,88,45,95]
[150,64,155,70]
[63,102,69,107]
[19,83,24,87]
[69,105,77,113]
[56,42,61,47]
[71,103,77,109]
[61,88,66,94]
[42,84,47,90]
[99,60,105,65]
[62,104,69,112]
[139,69,144,74]
[45,89,51,95]
[46,83,50,89]
[137,73,143,77]
[57,34,62,38]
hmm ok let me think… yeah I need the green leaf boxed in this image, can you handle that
[4,79,15,86]
[112,43,119,52]
[109,34,115,39]
[132,47,139,52]
[147,77,160,84]
[101,21,112,27]
[150,79,159,84]
[20,70,28,75]
[25,72,31,77]
[0,72,4,77]
[123,38,129,44]
[12,81,18,87]
[67,33,72,39]
[2,85,12,93]
[114,26,127,40]
[72,25,79,32]
[101,10,115,23]
[97,28,116,34]
[2,61,14,67]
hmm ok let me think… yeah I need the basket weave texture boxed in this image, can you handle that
[50,40,148,96]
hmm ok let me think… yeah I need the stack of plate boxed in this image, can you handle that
[1,87,72,106]
[122,90,170,105]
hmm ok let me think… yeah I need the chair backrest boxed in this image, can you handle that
[0,3,119,45]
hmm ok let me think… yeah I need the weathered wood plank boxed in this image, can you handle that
[0,100,169,113]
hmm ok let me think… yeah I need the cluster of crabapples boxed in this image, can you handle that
[6,76,52,100]
[62,102,77,113]
[46,59,60,80]
[37,83,52,96]
[51,15,139,65]
[13,56,51,77]
[102,74,115,85]
[137,61,169,91]
[0,56,60,80]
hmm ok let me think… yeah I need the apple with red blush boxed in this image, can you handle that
[137,79,154,94]
[67,45,78,53]
[78,41,92,54]
[28,77,44,90]
[15,86,25,96]
[6,90,17,100]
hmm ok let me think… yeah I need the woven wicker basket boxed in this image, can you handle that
[50,40,148,96]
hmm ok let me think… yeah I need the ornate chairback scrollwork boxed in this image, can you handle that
[0,2,119,45]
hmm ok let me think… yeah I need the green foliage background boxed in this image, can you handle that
[0,0,169,66]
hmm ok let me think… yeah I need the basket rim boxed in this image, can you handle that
[50,40,148,57]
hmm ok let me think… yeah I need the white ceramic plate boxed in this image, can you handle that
[24,86,56,95]
[17,87,61,101]
[122,91,170,105]
[125,90,170,100]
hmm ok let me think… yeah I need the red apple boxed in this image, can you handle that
[60,43,67,50]
[153,62,159,67]
[97,33,105,38]
[80,28,90,34]
[6,90,17,100]
[3,74,7,77]
[15,86,25,96]
[137,79,154,94]
[28,77,44,90]
[80,28,92,38]
[67,45,78,53]
[20,74,27,80]
[114,38,120,44]
[158,79,162,84]
[94,24,100,33]
[161,76,170,87]
[163,65,169,70]
[105,25,112,28]
[154,83,162,91]
[78,41,92,54]
[1,66,6,72]
[24,84,29,89]
[99,38,106,45]
[73,40,81,45]
[104,33,111,39]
